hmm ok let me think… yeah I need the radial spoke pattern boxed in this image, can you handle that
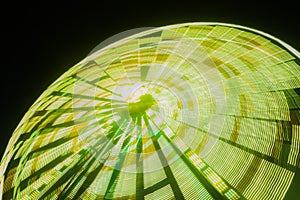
[1,23,300,199]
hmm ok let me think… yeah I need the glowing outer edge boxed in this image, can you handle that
[80,22,300,65]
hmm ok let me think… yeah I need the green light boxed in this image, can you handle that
[0,23,299,199]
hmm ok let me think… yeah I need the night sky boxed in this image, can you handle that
[1,1,299,198]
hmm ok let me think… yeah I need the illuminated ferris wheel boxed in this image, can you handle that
[1,23,299,200]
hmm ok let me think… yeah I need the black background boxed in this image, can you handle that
[1,1,299,198]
